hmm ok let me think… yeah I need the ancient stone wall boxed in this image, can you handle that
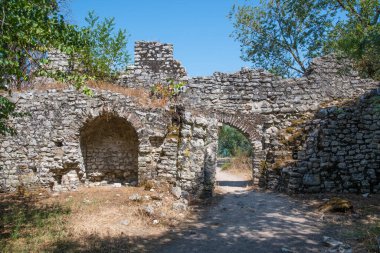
[182,55,377,115]
[0,88,218,196]
[177,112,219,197]
[180,54,379,193]
[0,89,170,192]
[46,49,71,72]
[1,41,379,196]
[274,93,380,194]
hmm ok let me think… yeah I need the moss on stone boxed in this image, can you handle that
[183,148,191,158]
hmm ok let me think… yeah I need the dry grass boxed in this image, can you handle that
[87,81,168,108]
[55,186,188,237]
[222,154,253,181]
[0,185,191,252]
[16,80,168,108]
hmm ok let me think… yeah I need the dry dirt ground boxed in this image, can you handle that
[143,168,380,253]
[0,183,192,252]
[1,169,379,253]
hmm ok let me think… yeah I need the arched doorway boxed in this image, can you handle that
[80,115,139,185]
[216,123,254,192]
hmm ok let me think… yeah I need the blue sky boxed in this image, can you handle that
[69,0,254,77]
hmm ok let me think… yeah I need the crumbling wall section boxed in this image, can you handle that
[0,89,170,192]
[177,112,218,197]
[181,54,379,194]
[0,89,218,197]
[182,55,378,115]
[119,41,188,89]
[282,94,380,194]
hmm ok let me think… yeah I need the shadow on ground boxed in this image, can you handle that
[43,190,331,253]
[217,180,252,187]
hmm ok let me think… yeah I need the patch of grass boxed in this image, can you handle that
[183,148,191,158]
[272,158,295,170]
[167,124,180,139]
[301,193,380,253]
[140,179,157,191]
[290,118,306,126]
[342,220,380,252]
[287,130,304,143]
[318,197,353,213]
[0,195,71,252]
[88,81,167,108]
[221,162,231,171]
[285,126,296,134]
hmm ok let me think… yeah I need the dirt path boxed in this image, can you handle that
[215,167,253,193]
[150,168,326,253]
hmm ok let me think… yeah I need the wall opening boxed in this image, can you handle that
[216,124,253,191]
[80,115,139,185]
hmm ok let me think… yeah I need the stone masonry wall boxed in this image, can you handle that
[47,50,70,72]
[118,41,188,88]
[177,111,219,197]
[0,89,170,192]
[80,116,139,184]
[1,41,379,196]
[0,88,217,196]
[179,54,379,194]
[277,93,380,194]
[182,55,378,115]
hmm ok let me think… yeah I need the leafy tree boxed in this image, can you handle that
[80,11,129,81]
[327,0,380,80]
[230,0,335,77]
[0,0,85,135]
[230,0,380,80]
[0,0,87,90]
[0,1,130,136]
[218,125,253,157]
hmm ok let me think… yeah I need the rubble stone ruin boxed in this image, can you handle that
[0,41,379,197]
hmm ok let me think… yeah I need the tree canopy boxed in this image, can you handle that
[218,125,253,157]
[0,0,129,135]
[80,11,129,81]
[231,0,380,79]
[328,0,380,80]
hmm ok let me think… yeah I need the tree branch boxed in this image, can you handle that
[275,12,306,73]
[335,0,364,23]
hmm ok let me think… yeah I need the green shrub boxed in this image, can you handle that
[218,124,252,157]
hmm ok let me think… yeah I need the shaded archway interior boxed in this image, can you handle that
[80,115,139,184]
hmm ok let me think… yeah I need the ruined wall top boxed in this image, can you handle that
[46,41,379,116]
[118,41,188,88]
[181,54,379,115]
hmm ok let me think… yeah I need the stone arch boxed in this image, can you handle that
[79,113,139,185]
[214,112,264,187]
[79,107,145,141]
[215,113,261,143]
